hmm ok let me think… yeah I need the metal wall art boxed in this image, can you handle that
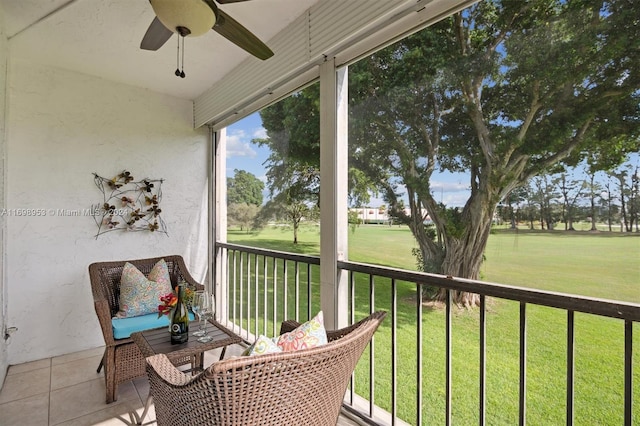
[93,171,167,238]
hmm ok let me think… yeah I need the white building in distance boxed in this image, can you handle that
[350,207,432,225]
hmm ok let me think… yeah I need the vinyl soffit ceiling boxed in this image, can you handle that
[2,0,320,100]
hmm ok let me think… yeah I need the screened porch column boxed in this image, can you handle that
[319,59,349,330]
[212,128,228,322]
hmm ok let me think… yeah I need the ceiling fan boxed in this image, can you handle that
[140,0,274,61]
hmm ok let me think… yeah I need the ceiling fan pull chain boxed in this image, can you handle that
[180,36,186,78]
[175,35,181,77]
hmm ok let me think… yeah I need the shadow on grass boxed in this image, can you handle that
[491,227,640,237]
[352,224,411,233]
[227,235,319,255]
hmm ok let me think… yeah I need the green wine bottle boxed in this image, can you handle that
[170,284,189,344]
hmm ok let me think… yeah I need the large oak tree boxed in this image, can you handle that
[257,0,639,305]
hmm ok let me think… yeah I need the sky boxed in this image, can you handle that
[225,112,638,208]
[224,112,472,207]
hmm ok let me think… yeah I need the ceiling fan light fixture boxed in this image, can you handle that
[150,0,215,37]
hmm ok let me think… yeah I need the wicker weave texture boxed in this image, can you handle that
[89,255,203,403]
[147,311,387,426]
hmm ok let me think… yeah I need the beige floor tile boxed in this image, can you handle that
[0,347,357,426]
[50,354,103,391]
[202,348,220,367]
[49,378,140,425]
[203,343,247,367]
[337,413,365,426]
[51,347,104,366]
[140,403,156,423]
[52,398,153,426]
[131,376,150,401]
[225,343,248,357]
[0,367,50,404]
[6,358,51,376]
[0,392,49,426]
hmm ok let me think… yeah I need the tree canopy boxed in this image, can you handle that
[227,169,264,207]
[255,0,639,305]
[227,202,260,232]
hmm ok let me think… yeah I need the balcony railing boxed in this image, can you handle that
[215,241,639,426]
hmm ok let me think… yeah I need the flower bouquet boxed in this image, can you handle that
[157,283,195,318]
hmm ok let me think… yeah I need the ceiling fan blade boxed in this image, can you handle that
[140,17,173,51]
[213,9,274,60]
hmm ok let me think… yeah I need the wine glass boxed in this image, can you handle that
[191,290,206,337]
[196,291,215,343]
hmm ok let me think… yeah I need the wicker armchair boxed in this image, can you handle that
[89,255,203,404]
[146,311,386,426]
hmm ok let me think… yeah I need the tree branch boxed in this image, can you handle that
[518,80,542,142]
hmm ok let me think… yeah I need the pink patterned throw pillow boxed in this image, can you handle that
[276,311,328,352]
[244,335,283,356]
[116,259,172,318]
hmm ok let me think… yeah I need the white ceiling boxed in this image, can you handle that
[2,0,320,100]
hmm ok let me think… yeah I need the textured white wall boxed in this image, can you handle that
[5,60,209,363]
[0,3,8,385]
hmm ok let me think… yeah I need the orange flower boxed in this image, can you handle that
[157,285,194,318]
[157,292,178,318]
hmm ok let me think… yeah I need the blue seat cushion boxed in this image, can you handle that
[112,312,195,339]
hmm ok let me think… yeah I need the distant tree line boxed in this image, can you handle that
[226,168,319,243]
[226,169,263,232]
[499,165,639,232]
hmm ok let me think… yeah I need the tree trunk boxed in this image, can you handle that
[618,175,629,232]
[430,197,495,308]
[435,289,480,307]
[589,174,598,231]
[590,198,597,231]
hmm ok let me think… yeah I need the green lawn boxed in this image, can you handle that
[227,224,640,425]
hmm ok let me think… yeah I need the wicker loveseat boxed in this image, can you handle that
[146,311,386,426]
[89,255,203,403]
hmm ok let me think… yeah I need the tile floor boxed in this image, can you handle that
[0,344,362,426]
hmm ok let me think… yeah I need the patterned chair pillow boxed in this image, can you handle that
[244,335,283,356]
[276,311,328,352]
[242,311,328,357]
[116,259,172,318]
